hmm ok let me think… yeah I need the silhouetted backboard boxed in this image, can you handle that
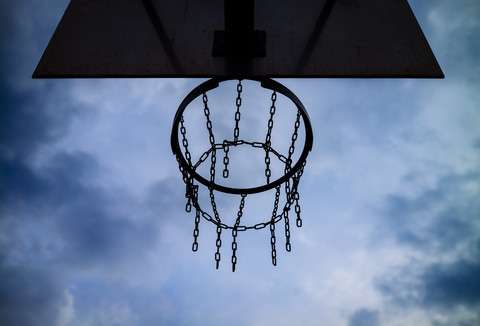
[33,0,444,78]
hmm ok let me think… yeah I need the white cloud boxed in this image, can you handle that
[56,290,75,326]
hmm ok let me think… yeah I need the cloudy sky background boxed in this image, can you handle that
[1,0,479,325]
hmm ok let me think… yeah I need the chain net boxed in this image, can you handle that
[173,79,311,271]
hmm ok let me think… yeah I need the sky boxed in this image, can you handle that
[1,0,479,325]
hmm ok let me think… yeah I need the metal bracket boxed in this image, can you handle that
[213,30,266,57]
[212,0,266,57]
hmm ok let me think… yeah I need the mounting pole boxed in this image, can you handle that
[213,0,266,57]
[225,0,254,49]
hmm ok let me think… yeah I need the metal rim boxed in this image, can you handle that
[171,78,313,195]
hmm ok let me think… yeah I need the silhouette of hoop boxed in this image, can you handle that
[171,78,313,270]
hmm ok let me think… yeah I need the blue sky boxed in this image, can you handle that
[1,1,479,325]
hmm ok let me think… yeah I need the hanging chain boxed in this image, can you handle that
[223,141,230,178]
[232,194,247,272]
[203,93,215,147]
[284,210,291,252]
[289,111,302,161]
[265,90,277,145]
[178,162,193,212]
[202,92,216,185]
[223,80,243,179]
[264,90,277,184]
[270,185,281,266]
[295,191,302,227]
[294,163,306,228]
[284,110,302,249]
[203,92,224,268]
[209,148,220,223]
[192,209,201,251]
[215,224,222,269]
[179,116,195,212]
[180,116,192,165]
[233,80,242,142]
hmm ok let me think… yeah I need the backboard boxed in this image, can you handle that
[33,0,444,78]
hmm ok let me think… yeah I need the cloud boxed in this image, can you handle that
[0,81,73,160]
[423,0,480,83]
[348,308,380,326]
[0,158,47,206]
[0,256,73,326]
[0,74,175,325]
[372,164,480,324]
[421,260,480,308]
[375,258,480,309]
[374,167,480,255]
[1,146,166,271]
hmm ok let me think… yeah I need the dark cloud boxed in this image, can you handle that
[0,158,47,206]
[376,170,480,310]
[395,230,426,248]
[376,169,480,253]
[1,145,163,268]
[374,266,421,308]
[0,126,165,325]
[0,149,99,207]
[432,318,480,326]
[0,5,182,315]
[374,159,480,320]
[421,260,480,308]
[53,187,159,268]
[0,256,70,326]
[0,6,83,319]
[348,308,381,326]
[0,75,85,210]
[376,258,480,310]
[1,145,96,208]
[0,66,168,324]
[0,82,70,159]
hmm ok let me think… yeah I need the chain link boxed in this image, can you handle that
[270,186,281,266]
[193,194,287,232]
[288,111,302,160]
[293,163,305,227]
[215,224,222,269]
[222,80,243,179]
[233,80,242,141]
[204,91,224,269]
[231,194,247,272]
[178,116,195,212]
[285,110,303,240]
[203,93,215,146]
[295,187,303,227]
[264,91,277,184]
[266,91,277,146]
[210,147,216,181]
[223,140,230,178]
[202,92,222,223]
[192,209,201,251]
[209,188,220,222]
[180,116,192,165]
[284,210,291,252]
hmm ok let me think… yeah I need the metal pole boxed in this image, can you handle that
[224,0,254,50]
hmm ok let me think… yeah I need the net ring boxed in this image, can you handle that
[171,78,313,195]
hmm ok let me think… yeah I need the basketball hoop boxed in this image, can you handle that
[171,78,313,271]
[34,0,443,272]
